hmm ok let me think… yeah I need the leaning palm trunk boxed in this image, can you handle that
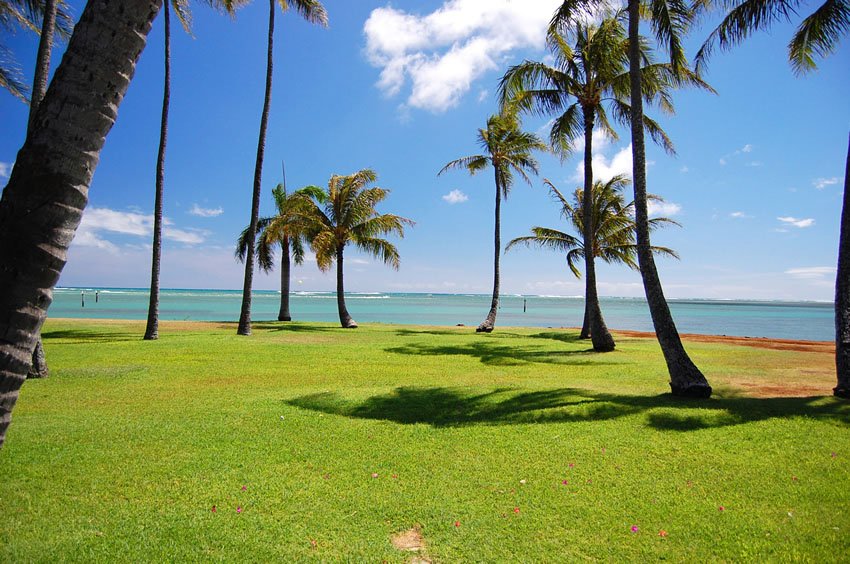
[25,0,59,376]
[479,169,502,332]
[278,236,292,321]
[336,247,357,328]
[238,0,275,336]
[580,303,591,339]
[582,107,615,351]
[0,0,162,448]
[627,0,711,397]
[835,132,850,398]
[145,0,172,341]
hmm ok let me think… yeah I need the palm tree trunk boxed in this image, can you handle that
[278,236,292,321]
[26,0,59,375]
[27,0,57,131]
[580,302,590,339]
[627,0,711,397]
[336,246,357,328]
[834,132,850,398]
[0,0,162,449]
[144,0,171,341]
[582,107,615,352]
[478,168,501,332]
[238,0,275,336]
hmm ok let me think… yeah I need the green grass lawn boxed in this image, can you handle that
[1,319,847,562]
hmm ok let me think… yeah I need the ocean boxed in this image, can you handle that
[49,287,835,342]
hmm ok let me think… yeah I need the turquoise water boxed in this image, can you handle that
[49,287,834,341]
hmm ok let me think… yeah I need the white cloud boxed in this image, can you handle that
[729,211,752,219]
[442,189,469,204]
[785,266,836,279]
[74,206,208,253]
[477,88,489,103]
[570,128,612,153]
[0,161,12,179]
[746,161,762,167]
[777,216,815,228]
[813,177,839,190]
[741,144,753,153]
[189,204,223,217]
[648,200,682,217]
[573,144,632,182]
[679,166,689,173]
[719,158,727,166]
[364,0,562,113]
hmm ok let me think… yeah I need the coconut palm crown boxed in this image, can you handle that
[439,112,547,333]
[292,169,414,328]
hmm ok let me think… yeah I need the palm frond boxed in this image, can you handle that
[438,154,489,176]
[788,0,849,74]
[282,0,328,26]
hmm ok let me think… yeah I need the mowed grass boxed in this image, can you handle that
[1,318,848,562]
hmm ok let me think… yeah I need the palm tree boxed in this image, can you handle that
[507,175,680,338]
[692,0,848,397]
[439,112,547,333]
[0,0,72,103]
[144,0,239,341]
[236,183,311,321]
[0,0,163,448]
[500,16,708,351]
[291,169,413,328]
[550,0,714,397]
[237,0,327,336]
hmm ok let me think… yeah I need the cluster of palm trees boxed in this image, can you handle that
[0,0,846,448]
[236,170,413,328]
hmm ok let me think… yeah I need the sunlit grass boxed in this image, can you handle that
[0,319,847,561]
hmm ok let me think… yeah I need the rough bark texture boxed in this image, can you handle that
[278,237,292,321]
[27,0,59,373]
[627,0,711,398]
[144,0,171,341]
[27,338,48,379]
[0,0,162,448]
[582,107,615,352]
[238,0,275,336]
[336,246,357,328]
[835,132,850,398]
[27,0,58,130]
[478,168,501,333]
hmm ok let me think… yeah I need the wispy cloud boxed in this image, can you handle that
[648,200,682,217]
[777,216,815,228]
[785,266,836,279]
[75,207,208,252]
[364,0,561,113]
[0,161,12,179]
[729,211,752,219]
[442,189,469,204]
[477,88,489,103]
[813,177,839,190]
[679,165,689,173]
[573,143,632,183]
[719,143,754,166]
[189,204,224,218]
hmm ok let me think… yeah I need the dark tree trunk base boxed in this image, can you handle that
[278,315,291,322]
[834,386,850,399]
[669,382,713,399]
[342,320,358,329]
[237,327,252,336]
[476,323,494,333]
[27,339,49,379]
[592,337,615,353]
[143,331,158,340]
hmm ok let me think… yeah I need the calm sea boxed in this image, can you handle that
[48,287,834,341]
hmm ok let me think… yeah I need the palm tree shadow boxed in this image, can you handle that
[41,329,137,343]
[252,321,340,333]
[385,341,612,366]
[286,386,850,430]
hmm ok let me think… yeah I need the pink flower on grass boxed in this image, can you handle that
[568,463,575,468]
[371,473,379,479]
[513,507,520,514]
[211,505,217,513]
[562,480,569,485]
[241,485,247,491]
[630,525,639,533]
[236,506,243,514]
[718,506,725,512]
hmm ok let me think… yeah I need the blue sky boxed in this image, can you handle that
[1,0,848,301]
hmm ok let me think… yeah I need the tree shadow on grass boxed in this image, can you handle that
[41,329,137,343]
[251,322,340,333]
[385,341,614,367]
[286,386,850,431]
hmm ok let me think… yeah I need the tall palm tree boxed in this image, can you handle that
[291,169,413,328]
[439,112,547,333]
[145,0,239,341]
[507,175,680,337]
[500,16,708,351]
[0,0,72,103]
[237,0,327,336]
[236,183,311,321]
[550,0,714,397]
[0,0,163,449]
[692,0,848,397]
